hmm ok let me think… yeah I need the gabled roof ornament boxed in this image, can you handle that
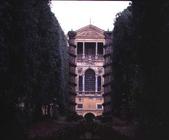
[89,18,92,25]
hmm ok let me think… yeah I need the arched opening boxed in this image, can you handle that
[84,112,96,122]
[85,69,95,91]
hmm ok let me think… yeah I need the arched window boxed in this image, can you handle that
[85,69,95,91]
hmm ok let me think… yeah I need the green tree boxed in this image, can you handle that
[112,5,137,120]
[112,1,169,139]
[0,0,69,139]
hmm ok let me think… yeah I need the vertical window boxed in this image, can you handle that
[97,76,101,91]
[98,42,103,55]
[77,42,83,55]
[79,76,83,91]
[85,69,95,91]
[85,42,96,56]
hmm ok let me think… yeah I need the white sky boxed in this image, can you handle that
[50,1,130,34]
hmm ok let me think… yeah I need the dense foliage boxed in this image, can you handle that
[112,5,135,120]
[0,0,68,139]
[112,1,169,139]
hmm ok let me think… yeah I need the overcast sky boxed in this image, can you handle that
[50,1,130,34]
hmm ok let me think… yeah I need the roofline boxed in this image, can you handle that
[75,24,105,33]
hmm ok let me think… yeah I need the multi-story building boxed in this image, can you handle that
[67,31,77,113]
[67,25,113,117]
[103,31,113,117]
[68,24,105,117]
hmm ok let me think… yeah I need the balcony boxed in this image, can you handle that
[68,39,76,46]
[104,47,112,56]
[103,66,112,75]
[69,57,76,66]
[76,54,104,61]
[77,91,103,96]
[68,46,76,56]
[69,66,76,73]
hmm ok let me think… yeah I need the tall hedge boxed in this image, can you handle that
[112,1,169,139]
[0,0,68,139]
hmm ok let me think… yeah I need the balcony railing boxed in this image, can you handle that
[77,54,104,61]
[77,91,103,96]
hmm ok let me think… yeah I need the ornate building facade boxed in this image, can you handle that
[70,25,105,116]
[68,25,113,117]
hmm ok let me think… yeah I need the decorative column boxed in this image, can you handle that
[83,42,85,58]
[83,74,85,92]
[95,75,98,92]
[95,42,98,59]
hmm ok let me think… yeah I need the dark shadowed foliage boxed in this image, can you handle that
[112,1,169,139]
[0,0,69,139]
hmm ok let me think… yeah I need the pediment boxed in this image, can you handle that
[76,25,105,39]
